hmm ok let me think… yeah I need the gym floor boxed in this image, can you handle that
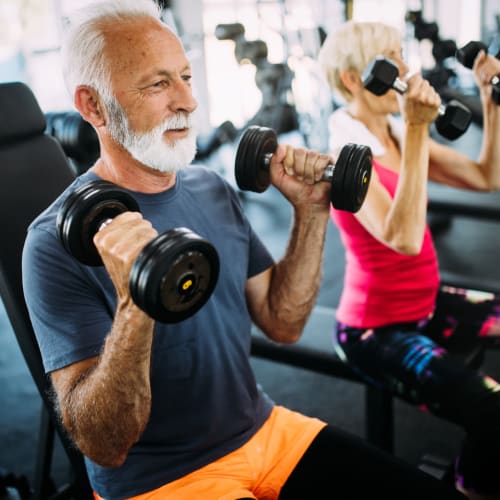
[1,124,500,491]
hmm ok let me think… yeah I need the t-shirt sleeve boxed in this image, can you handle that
[22,226,113,373]
[247,223,274,278]
[222,177,274,279]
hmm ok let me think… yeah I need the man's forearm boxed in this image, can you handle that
[58,304,154,467]
[265,207,330,343]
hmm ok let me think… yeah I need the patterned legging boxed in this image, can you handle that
[335,284,500,495]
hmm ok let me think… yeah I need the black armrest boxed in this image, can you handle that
[428,182,500,221]
[440,269,500,295]
[250,305,362,383]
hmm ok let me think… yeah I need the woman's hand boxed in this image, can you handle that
[472,49,500,100]
[398,73,441,126]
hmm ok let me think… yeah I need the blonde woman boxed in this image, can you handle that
[319,20,500,500]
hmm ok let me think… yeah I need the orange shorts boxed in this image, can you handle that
[94,405,326,500]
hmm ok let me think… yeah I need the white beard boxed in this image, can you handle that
[106,99,197,173]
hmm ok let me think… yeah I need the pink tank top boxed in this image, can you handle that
[331,159,439,328]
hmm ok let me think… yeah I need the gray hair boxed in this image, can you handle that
[318,21,401,103]
[61,0,162,102]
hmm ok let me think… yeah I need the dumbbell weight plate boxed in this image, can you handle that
[129,228,220,323]
[434,99,472,141]
[330,143,373,212]
[456,41,487,69]
[57,180,140,266]
[492,85,500,105]
[235,126,277,192]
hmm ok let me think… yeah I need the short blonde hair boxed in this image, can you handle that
[318,21,401,102]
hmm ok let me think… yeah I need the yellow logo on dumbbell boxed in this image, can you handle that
[182,278,193,291]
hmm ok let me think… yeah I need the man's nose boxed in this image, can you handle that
[169,80,197,114]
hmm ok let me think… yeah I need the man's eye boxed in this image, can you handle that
[151,80,167,88]
[182,75,192,83]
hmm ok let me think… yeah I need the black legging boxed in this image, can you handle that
[333,285,500,496]
[279,425,466,499]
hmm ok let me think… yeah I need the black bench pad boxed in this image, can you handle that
[250,305,362,383]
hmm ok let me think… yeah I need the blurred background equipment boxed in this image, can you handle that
[405,9,459,92]
[44,111,99,175]
[404,7,487,127]
[195,119,239,161]
[215,22,299,136]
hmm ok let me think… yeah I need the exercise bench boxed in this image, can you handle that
[251,305,396,452]
[250,270,493,456]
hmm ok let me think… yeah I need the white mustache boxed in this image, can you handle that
[163,113,192,130]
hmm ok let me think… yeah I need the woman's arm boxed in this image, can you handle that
[356,74,440,255]
[429,50,500,191]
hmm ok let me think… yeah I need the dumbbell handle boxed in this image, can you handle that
[391,78,447,116]
[262,153,335,182]
[98,218,113,232]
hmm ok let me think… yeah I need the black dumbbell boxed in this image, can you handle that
[235,126,372,213]
[456,41,500,105]
[362,56,472,140]
[56,180,219,323]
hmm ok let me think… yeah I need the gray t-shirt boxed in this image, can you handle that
[22,166,275,499]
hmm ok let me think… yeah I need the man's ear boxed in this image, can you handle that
[74,85,105,127]
[339,69,362,95]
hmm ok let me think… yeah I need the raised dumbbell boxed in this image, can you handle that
[362,56,472,140]
[235,126,372,213]
[456,41,500,105]
[56,180,219,323]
